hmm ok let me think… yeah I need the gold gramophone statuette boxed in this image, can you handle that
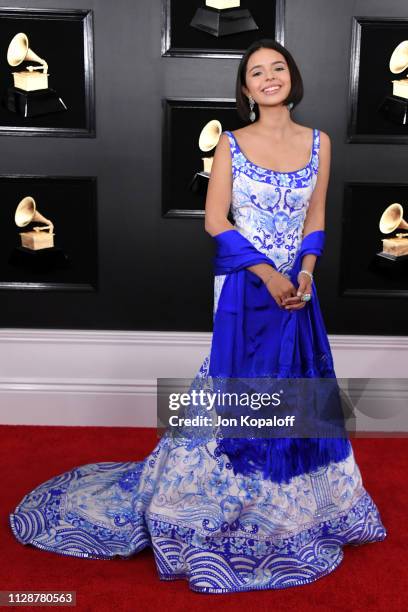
[5,31,67,117]
[379,202,408,257]
[7,33,49,92]
[389,41,408,100]
[15,196,55,250]
[206,0,240,8]
[190,0,258,37]
[199,119,222,174]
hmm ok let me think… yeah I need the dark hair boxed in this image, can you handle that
[235,38,304,122]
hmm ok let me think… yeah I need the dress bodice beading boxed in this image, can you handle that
[223,128,320,276]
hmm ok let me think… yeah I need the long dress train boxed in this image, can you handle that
[9,128,387,593]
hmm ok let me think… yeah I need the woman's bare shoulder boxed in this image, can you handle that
[319,130,331,145]
[300,124,331,146]
[314,129,331,154]
[213,131,232,162]
[217,131,232,148]
[293,123,314,146]
[230,126,254,138]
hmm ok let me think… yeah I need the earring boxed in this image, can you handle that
[248,95,256,122]
[287,102,294,111]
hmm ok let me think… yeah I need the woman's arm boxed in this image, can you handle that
[283,130,331,310]
[204,133,276,284]
[204,133,235,237]
[300,130,331,276]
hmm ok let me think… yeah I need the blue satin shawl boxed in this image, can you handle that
[209,229,351,484]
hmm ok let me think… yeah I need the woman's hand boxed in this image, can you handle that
[264,271,299,308]
[283,273,313,311]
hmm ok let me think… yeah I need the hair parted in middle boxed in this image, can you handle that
[235,38,304,123]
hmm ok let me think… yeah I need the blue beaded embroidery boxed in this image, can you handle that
[224,128,320,188]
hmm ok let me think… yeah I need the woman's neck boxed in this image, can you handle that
[255,104,295,138]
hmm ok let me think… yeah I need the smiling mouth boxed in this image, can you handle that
[262,86,281,94]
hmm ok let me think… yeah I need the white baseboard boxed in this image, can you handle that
[0,329,407,429]
[0,329,210,427]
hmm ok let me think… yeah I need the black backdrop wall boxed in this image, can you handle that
[1,0,408,335]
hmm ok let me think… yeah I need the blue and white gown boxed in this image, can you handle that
[9,128,387,594]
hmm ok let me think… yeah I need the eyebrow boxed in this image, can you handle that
[248,61,286,71]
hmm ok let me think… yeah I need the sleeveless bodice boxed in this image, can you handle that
[224,128,320,276]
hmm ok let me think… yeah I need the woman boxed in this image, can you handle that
[9,39,387,594]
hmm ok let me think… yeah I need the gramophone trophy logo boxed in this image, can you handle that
[378,40,408,125]
[377,202,408,261]
[190,0,258,37]
[9,196,68,271]
[189,119,222,193]
[15,196,55,250]
[5,32,67,118]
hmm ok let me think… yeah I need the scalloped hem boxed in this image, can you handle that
[8,511,151,561]
[9,491,387,594]
[156,551,345,593]
[155,531,388,594]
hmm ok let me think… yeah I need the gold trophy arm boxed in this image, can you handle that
[32,211,54,233]
[33,224,54,233]
[26,59,48,74]
[32,221,54,233]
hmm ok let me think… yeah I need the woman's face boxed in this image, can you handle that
[222,500,241,523]
[242,47,292,109]
[274,212,288,233]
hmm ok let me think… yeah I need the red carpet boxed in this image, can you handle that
[1,425,405,611]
